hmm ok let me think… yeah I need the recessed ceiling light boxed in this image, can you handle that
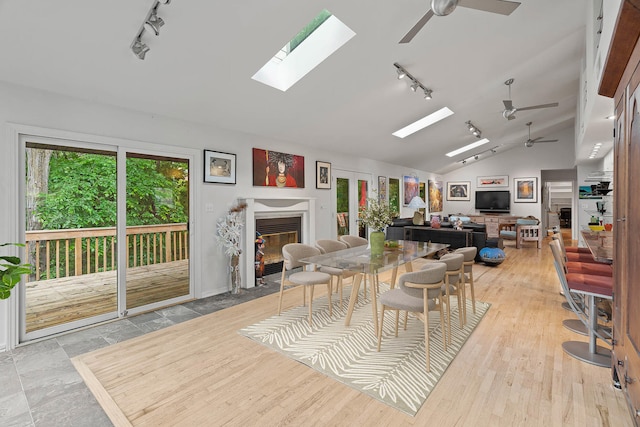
[606,115,615,120]
[446,138,490,157]
[392,107,454,138]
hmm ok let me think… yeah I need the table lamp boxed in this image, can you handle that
[408,196,427,225]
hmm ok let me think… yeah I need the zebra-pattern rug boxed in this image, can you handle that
[239,285,490,416]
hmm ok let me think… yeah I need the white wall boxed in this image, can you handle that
[442,126,577,219]
[0,81,439,350]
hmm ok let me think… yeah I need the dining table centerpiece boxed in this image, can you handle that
[358,197,395,256]
[216,201,247,294]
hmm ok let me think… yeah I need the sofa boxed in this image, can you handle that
[385,217,489,261]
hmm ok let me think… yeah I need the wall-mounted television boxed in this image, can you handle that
[475,190,511,213]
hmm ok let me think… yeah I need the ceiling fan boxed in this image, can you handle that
[503,78,559,120]
[524,122,558,148]
[399,0,521,43]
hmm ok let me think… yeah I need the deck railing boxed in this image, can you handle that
[25,223,188,281]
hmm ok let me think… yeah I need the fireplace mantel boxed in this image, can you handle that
[239,197,316,288]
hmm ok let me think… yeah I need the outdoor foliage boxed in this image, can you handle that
[35,153,188,229]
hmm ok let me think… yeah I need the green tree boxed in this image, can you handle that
[36,153,188,229]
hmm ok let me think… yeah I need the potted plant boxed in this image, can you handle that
[0,243,32,300]
[359,197,395,255]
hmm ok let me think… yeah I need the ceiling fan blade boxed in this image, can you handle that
[516,102,559,112]
[535,139,559,143]
[530,137,543,143]
[458,0,521,15]
[399,10,435,44]
[503,99,513,110]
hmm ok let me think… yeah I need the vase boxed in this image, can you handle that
[370,231,385,256]
[230,254,241,294]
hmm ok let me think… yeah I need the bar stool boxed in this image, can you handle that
[549,240,613,367]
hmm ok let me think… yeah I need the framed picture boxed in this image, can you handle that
[403,175,420,206]
[428,179,443,212]
[252,148,304,188]
[477,175,508,187]
[204,150,236,184]
[316,161,331,189]
[446,181,471,201]
[514,177,538,203]
[378,176,387,202]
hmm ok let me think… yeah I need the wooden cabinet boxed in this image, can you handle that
[469,215,518,238]
[599,1,640,423]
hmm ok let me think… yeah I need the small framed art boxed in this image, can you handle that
[316,161,331,189]
[378,176,387,202]
[477,175,508,187]
[514,177,538,203]
[204,150,236,184]
[446,181,471,201]
[403,175,420,206]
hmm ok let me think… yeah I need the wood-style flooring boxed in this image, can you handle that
[73,236,633,426]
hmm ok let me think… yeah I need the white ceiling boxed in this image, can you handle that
[0,0,614,174]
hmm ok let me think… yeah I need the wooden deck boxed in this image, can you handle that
[25,260,189,333]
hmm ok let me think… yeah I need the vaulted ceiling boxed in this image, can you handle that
[0,0,613,174]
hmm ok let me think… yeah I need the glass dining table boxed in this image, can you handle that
[300,240,449,334]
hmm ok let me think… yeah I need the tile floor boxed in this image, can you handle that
[0,277,281,427]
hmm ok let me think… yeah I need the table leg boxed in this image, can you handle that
[405,260,413,273]
[344,273,363,326]
[369,273,378,336]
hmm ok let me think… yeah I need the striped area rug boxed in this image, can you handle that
[239,284,490,416]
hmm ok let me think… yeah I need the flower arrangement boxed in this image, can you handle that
[216,202,247,257]
[359,197,396,232]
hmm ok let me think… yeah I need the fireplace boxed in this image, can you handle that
[240,197,315,289]
[256,216,302,277]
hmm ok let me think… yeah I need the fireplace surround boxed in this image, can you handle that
[240,197,316,288]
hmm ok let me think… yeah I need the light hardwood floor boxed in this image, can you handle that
[73,237,633,426]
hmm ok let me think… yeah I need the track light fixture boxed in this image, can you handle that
[132,38,150,60]
[393,62,433,100]
[130,0,171,60]
[145,9,165,36]
[458,146,500,165]
[465,120,482,138]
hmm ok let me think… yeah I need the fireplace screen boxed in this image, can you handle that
[256,216,302,278]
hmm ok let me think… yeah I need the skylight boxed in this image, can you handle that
[392,107,454,138]
[252,10,355,91]
[446,138,490,157]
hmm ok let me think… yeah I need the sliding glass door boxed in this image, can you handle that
[21,139,192,341]
[23,142,119,339]
[124,153,190,312]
